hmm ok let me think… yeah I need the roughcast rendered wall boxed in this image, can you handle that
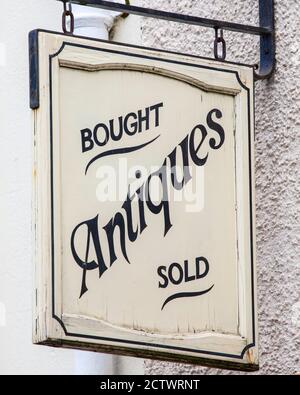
[139,0,300,375]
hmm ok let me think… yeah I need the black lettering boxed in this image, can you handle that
[93,123,109,146]
[122,193,139,242]
[80,128,94,153]
[184,259,196,282]
[74,107,224,298]
[103,212,130,267]
[206,109,225,149]
[168,134,192,190]
[70,215,107,298]
[157,266,168,288]
[136,185,147,235]
[150,102,164,127]
[168,262,184,285]
[138,107,150,133]
[124,112,138,136]
[189,124,208,166]
[196,257,209,279]
[145,160,172,237]
[109,117,123,142]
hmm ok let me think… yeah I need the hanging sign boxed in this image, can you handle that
[31,30,258,371]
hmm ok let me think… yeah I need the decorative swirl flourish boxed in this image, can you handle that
[85,135,160,175]
[161,284,214,311]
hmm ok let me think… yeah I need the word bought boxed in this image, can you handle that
[80,102,164,153]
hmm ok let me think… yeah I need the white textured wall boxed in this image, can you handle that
[139,0,300,375]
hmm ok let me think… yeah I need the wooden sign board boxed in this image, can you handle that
[31,30,258,371]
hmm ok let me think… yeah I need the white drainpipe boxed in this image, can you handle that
[70,2,121,375]
[71,3,121,40]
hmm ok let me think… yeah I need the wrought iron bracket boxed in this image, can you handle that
[56,0,275,80]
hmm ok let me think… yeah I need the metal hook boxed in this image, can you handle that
[214,27,226,62]
[62,1,74,35]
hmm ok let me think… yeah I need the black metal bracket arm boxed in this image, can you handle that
[57,0,275,80]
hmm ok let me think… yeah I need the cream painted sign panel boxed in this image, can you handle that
[31,31,258,371]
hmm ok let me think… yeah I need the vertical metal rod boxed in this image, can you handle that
[255,0,275,80]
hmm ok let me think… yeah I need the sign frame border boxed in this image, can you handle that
[31,30,258,371]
